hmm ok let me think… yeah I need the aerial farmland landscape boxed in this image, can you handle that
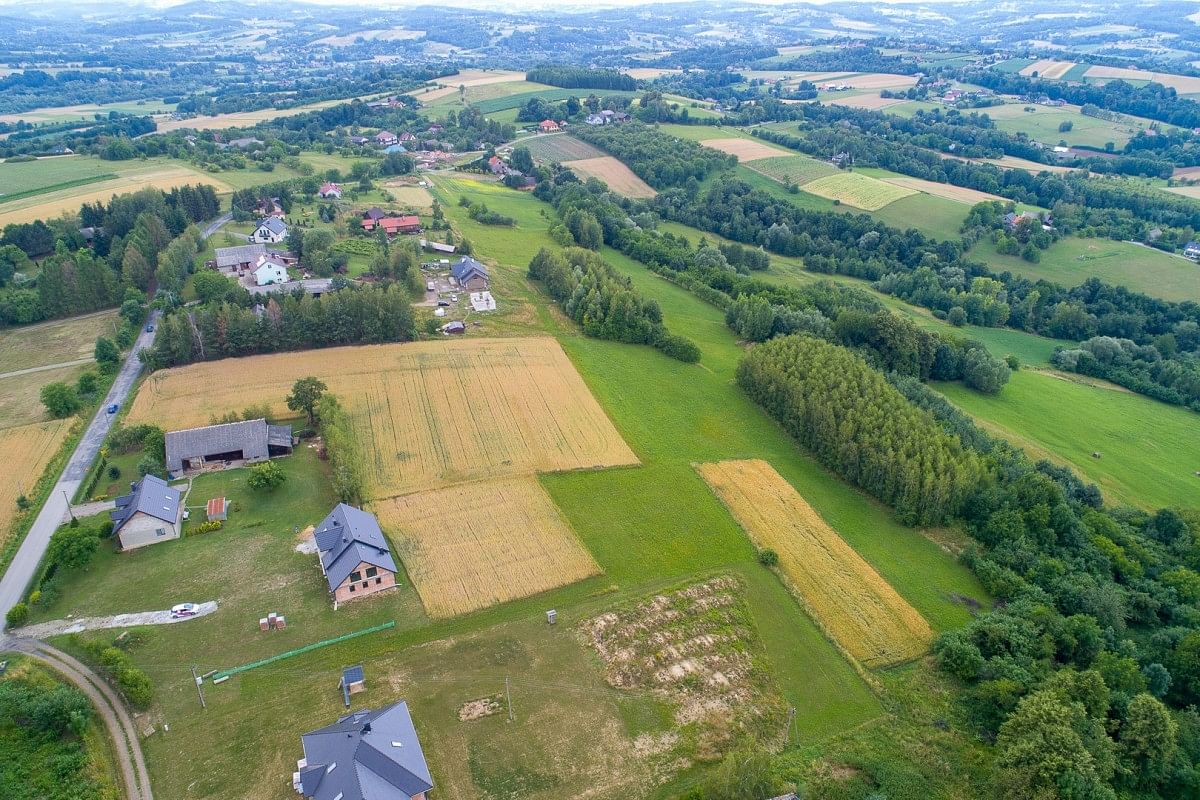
[0,1,1199,799]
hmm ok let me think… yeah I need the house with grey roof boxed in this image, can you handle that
[294,701,432,800]
[214,243,266,271]
[165,418,293,476]
[250,216,289,244]
[314,504,398,607]
[110,475,182,551]
[450,256,489,292]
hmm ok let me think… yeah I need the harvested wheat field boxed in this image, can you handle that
[829,93,909,110]
[0,419,73,544]
[698,459,933,667]
[1084,65,1200,95]
[802,172,916,210]
[1021,59,1077,79]
[878,175,1005,204]
[418,70,527,101]
[700,138,791,162]
[127,338,638,498]
[375,476,600,617]
[563,156,656,198]
[836,73,918,90]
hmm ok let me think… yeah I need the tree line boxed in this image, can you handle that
[526,66,638,91]
[143,285,416,369]
[571,122,735,189]
[527,246,699,362]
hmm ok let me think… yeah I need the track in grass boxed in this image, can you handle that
[375,475,600,618]
[697,459,933,668]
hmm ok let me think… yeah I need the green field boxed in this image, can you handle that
[0,157,119,202]
[982,103,1138,149]
[471,88,639,115]
[519,133,606,162]
[868,189,971,241]
[938,370,1200,511]
[970,236,1200,302]
[801,171,916,211]
[745,154,839,185]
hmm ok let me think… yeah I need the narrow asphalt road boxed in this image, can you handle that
[4,637,154,800]
[200,211,233,240]
[0,310,158,624]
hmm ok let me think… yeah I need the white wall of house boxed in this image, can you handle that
[255,262,289,286]
[117,512,180,551]
[251,225,287,244]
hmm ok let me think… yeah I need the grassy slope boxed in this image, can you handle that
[970,236,1200,303]
[938,370,1200,511]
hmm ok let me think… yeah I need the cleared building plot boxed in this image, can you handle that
[384,183,436,212]
[802,172,916,210]
[701,137,792,162]
[126,338,639,499]
[563,156,656,198]
[1020,59,1077,79]
[698,459,933,668]
[520,134,606,163]
[745,155,839,186]
[374,476,600,618]
[0,419,73,546]
[877,174,1006,204]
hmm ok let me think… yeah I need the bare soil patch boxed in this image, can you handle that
[700,137,791,162]
[563,156,657,198]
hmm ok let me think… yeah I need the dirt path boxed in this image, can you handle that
[65,498,116,522]
[3,637,153,800]
[0,357,93,380]
[12,600,218,639]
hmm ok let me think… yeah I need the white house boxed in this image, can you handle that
[110,475,182,551]
[250,216,288,244]
[254,256,290,286]
[318,182,342,199]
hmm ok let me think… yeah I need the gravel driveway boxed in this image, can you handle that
[12,600,218,638]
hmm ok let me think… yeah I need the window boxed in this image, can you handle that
[156,528,166,537]
[376,577,383,585]
[365,567,378,578]
[349,584,356,592]
[349,571,362,583]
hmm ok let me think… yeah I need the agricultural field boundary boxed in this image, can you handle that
[0,173,118,205]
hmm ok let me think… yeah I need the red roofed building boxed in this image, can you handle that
[318,182,342,199]
[362,215,422,236]
[538,119,560,133]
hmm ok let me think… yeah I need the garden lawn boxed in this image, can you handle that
[937,370,1200,511]
[970,236,1200,303]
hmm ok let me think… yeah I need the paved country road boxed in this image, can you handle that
[0,311,158,625]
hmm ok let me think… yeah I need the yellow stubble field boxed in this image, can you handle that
[373,476,600,618]
[0,419,73,545]
[126,337,638,499]
[697,459,933,668]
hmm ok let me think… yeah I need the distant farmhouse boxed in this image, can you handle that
[1185,241,1200,260]
[165,419,293,476]
[375,130,399,147]
[538,119,561,133]
[251,216,289,244]
[314,504,398,607]
[294,701,432,800]
[318,182,343,199]
[254,255,290,286]
[111,475,182,551]
[451,256,489,292]
[362,215,421,236]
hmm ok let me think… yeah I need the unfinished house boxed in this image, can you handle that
[165,418,293,476]
[110,475,182,551]
[314,504,398,607]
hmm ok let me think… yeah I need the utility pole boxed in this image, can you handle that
[784,706,795,745]
[63,491,74,522]
[191,666,206,710]
[505,676,513,723]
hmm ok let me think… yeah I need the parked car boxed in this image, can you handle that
[145,324,155,332]
[106,403,119,414]
[170,603,198,618]
[437,300,450,307]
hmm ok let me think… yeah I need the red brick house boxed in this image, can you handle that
[314,504,398,608]
[539,119,561,133]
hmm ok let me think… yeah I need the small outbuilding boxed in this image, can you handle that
[206,497,227,522]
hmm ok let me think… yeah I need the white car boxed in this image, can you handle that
[170,603,198,618]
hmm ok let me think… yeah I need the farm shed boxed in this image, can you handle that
[111,475,182,551]
[450,256,489,291]
[214,243,266,271]
[165,418,293,476]
[206,497,227,522]
[419,238,456,254]
[294,701,432,800]
[315,504,398,607]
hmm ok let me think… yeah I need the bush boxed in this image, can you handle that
[247,460,286,491]
[40,382,81,418]
[6,602,28,627]
[655,332,702,363]
[191,520,222,534]
[757,548,779,567]
[107,465,121,480]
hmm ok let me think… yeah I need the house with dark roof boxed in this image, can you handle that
[214,243,267,272]
[294,701,432,800]
[110,475,182,551]
[251,216,289,244]
[363,207,386,223]
[399,132,418,143]
[165,419,293,476]
[450,256,489,291]
[315,504,398,606]
[1185,241,1200,260]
